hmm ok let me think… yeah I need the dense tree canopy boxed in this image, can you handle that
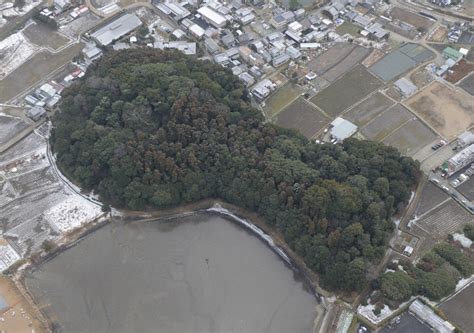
[51,49,420,292]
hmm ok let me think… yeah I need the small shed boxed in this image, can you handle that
[330,117,357,143]
[394,77,417,97]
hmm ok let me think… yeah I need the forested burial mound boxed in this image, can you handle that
[51,49,420,292]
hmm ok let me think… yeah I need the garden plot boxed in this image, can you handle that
[0,115,29,146]
[343,92,395,126]
[414,199,472,240]
[310,65,382,117]
[360,104,413,141]
[0,32,38,80]
[382,118,438,157]
[274,97,330,138]
[23,22,70,50]
[440,283,474,333]
[407,82,474,140]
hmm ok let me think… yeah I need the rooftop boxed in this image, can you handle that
[91,14,142,46]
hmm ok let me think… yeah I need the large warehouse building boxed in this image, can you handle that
[91,14,142,46]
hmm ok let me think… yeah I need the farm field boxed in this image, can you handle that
[360,104,413,141]
[382,118,438,157]
[0,43,84,102]
[414,199,472,240]
[343,92,395,126]
[444,60,474,84]
[322,46,370,82]
[407,82,474,140]
[428,26,447,42]
[456,177,474,201]
[23,22,70,50]
[310,65,382,117]
[264,83,303,119]
[389,7,434,32]
[0,115,29,146]
[440,283,474,333]
[308,43,354,75]
[370,44,433,82]
[458,73,473,96]
[274,97,330,138]
[414,181,449,217]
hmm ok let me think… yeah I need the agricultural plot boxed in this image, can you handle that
[264,83,303,119]
[322,46,370,83]
[382,118,438,157]
[444,60,474,84]
[407,82,474,140]
[335,22,361,37]
[428,26,447,42]
[308,43,354,75]
[458,73,474,96]
[274,97,330,138]
[389,7,434,32]
[0,115,29,146]
[369,44,433,82]
[310,65,382,117]
[457,177,474,201]
[440,283,474,333]
[23,22,70,50]
[414,199,472,240]
[414,182,449,217]
[360,104,413,141]
[0,42,84,102]
[0,32,38,80]
[344,92,395,126]
[0,132,102,258]
[59,12,100,38]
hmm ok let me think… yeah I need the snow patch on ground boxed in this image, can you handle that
[357,303,395,325]
[44,196,102,233]
[453,233,472,248]
[0,242,21,272]
[0,32,38,79]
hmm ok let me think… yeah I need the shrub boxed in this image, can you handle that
[434,243,474,277]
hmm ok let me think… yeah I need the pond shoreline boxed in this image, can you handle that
[17,199,332,332]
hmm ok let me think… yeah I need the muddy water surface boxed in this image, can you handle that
[26,214,317,332]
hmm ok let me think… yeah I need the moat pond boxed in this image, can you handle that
[26,213,317,332]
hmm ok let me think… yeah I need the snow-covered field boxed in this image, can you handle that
[0,32,38,79]
[45,196,102,233]
[0,131,103,266]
